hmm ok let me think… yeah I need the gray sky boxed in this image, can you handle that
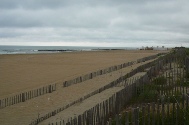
[0,0,189,47]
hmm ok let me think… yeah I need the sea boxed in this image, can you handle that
[0,46,137,54]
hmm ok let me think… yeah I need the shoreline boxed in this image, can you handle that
[0,45,138,55]
[0,48,169,55]
[0,45,172,55]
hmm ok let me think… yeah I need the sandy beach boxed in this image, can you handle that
[0,50,167,97]
[0,50,169,124]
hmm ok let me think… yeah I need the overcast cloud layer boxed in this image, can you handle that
[0,0,189,47]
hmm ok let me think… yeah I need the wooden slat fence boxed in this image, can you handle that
[109,93,189,125]
[0,83,56,109]
[62,53,165,87]
[30,53,170,125]
[0,53,162,109]
[45,49,189,125]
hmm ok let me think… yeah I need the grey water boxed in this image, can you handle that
[0,46,137,54]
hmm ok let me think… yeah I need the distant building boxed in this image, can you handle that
[145,46,153,50]
[140,45,168,50]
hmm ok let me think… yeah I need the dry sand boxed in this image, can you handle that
[40,72,147,125]
[40,86,125,125]
[0,50,167,97]
[0,50,169,124]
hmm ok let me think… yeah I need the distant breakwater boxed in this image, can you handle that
[37,49,77,52]
[37,49,126,52]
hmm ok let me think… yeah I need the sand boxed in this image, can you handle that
[0,50,167,97]
[40,72,147,125]
[0,50,169,124]
[0,60,152,124]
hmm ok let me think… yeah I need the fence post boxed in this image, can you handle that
[73,116,77,125]
[186,93,189,123]
[22,93,25,102]
[115,114,119,125]
[132,108,135,125]
[49,85,52,93]
[136,107,139,125]
[90,73,93,79]
[2,99,4,108]
[142,106,145,125]
[161,96,165,125]
[157,99,160,125]
[17,95,20,103]
[186,94,189,110]
[11,96,15,105]
[147,103,150,125]
[88,109,93,125]
[13,96,16,104]
[152,102,155,125]
[167,97,170,124]
[182,94,185,109]
[5,98,7,107]
[78,115,81,125]
[176,102,179,125]
[172,101,175,125]
[125,111,129,125]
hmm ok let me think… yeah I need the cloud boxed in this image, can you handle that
[0,0,189,47]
